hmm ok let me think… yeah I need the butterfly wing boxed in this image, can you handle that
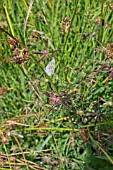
[44,58,55,76]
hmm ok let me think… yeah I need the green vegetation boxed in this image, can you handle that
[0,0,113,169]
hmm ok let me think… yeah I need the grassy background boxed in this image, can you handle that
[0,0,113,169]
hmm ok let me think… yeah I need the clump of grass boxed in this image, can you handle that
[0,0,113,169]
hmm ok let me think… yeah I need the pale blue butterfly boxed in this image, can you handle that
[44,58,55,76]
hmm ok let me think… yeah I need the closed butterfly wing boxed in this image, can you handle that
[44,58,55,76]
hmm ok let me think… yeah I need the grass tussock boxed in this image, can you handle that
[0,0,113,169]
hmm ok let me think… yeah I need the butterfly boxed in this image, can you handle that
[44,58,55,76]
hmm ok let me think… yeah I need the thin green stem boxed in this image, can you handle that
[3,144,12,170]
[88,128,113,165]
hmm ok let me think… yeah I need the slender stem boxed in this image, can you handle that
[100,0,105,42]
[3,4,14,37]
[88,128,113,165]
[62,2,77,57]
[3,144,12,170]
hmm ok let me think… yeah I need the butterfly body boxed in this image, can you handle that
[44,58,55,76]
